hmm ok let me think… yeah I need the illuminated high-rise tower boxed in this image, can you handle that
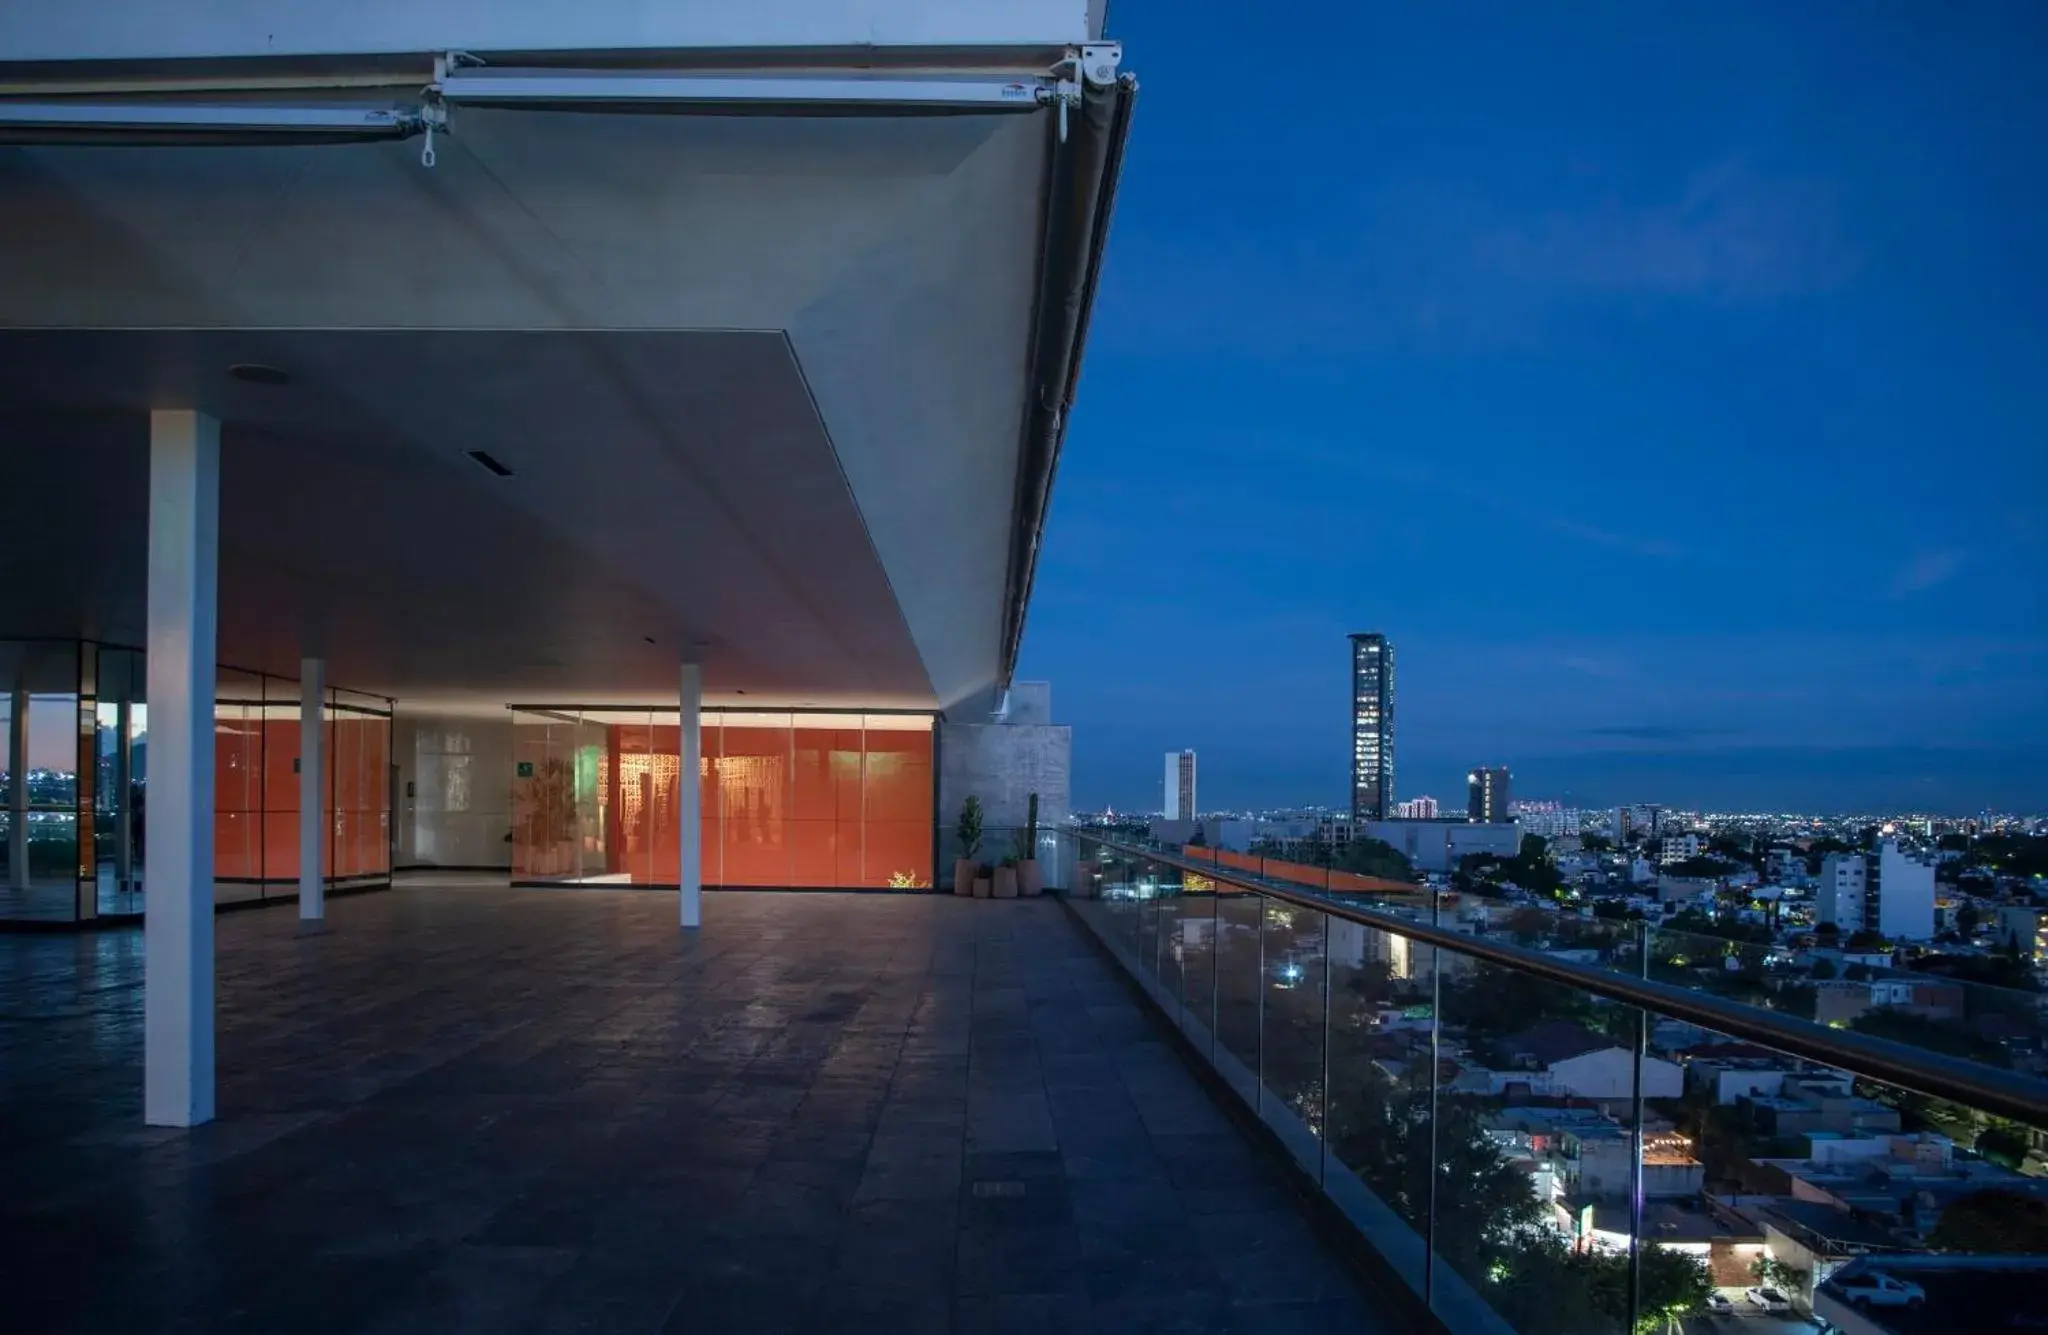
[1349,633,1394,821]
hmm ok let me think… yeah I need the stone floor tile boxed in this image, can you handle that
[0,885,1391,1334]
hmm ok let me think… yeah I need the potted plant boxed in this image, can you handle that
[993,854,1019,898]
[1016,794,1043,896]
[953,796,983,897]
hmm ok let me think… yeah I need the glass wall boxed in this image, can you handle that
[1069,831,2048,1335]
[330,688,393,883]
[0,638,392,924]
[0,640,84,922]
[511,707,933,889]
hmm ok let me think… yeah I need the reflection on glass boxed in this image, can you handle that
[509,708,934,889]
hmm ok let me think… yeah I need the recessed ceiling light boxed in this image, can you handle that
[643,636,657,646]
[228,363,290,386]
[466,450,514,477]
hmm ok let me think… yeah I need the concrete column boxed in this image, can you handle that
[679,662,702,929]
[299,657,325,922]
[7,686,26,891]
[144,409,219,1128]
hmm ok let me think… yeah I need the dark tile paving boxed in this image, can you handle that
[0,884,1389,1333]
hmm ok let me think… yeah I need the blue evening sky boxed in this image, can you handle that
[1018,2,2048,815]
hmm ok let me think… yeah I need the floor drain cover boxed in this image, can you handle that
[971,1180,1026,1198]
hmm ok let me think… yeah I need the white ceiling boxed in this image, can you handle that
[0,104,1054,714]
[0,328,936,710]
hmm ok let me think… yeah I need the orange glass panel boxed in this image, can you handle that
[363,716,390,875]
[865,821,933,890]
[643,723,682,886]
[327,715,349,877]
[718,724,789,886]
[212,707,262,880]
[698,717,720,884]
[861,725,932,823]
[260,716,300,881]
[836,818,865,886]
[791,726,860,887]
[788,820,838,887]
[610,720,673,884]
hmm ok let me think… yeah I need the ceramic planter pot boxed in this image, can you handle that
[953,858,978,896]
[993,866,1018,899]
[1017,859,1043,896]
[973,876,992,899]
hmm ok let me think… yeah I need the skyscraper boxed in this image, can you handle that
[1349,633,1394,821]
[1163,749,1196,820]
[1467,767,1510,823]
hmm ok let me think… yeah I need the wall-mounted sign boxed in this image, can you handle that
[516,761,534,779]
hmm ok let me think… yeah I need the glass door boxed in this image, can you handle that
[92,647,145,916]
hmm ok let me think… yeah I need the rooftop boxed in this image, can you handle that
[1503,1020,1619,1066]
[0,883,1383,1333]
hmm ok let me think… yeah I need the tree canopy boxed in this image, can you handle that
[1928,1189,2048,1253]
[1852,1009,2010,1068]
[1336,835,1416,882]
[1457,838,1564,896]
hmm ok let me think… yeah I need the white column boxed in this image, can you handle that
[679,662,702,928]
[7,686,26,891]
[144,409,219,1128]
[299,657,325,922]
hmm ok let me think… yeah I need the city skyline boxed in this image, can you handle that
[1015,0,2047,817]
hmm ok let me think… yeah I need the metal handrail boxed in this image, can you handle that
[1075,833,2048,1129]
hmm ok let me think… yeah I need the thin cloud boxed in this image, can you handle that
[1542,515,1682,560]
[1477,162,1862,305]
[1550,655,1630,680]
[1587,724,1738,743]
[1887,550,1968,598]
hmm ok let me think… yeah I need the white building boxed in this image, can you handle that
[1817,852,1869,931]
[1871,840,1936,941]
[1659,833,1702,866]
[1162,750,1196,820]
[1362,819,1520,874]
[1393,796,1439,820]
[1511,801,1582,838]
[1483,1023,1684,1101]
[1819,842,1936,940]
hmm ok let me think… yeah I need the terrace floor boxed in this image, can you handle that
[0,881,1387,1334]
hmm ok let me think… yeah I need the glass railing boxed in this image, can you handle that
[1066,833,2048,1334]
[1151,838,2048,1082]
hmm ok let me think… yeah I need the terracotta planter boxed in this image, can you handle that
[953,858,978,897]
[973,876,993,899]
[993,866,1019,898]
[1017,859,1043,897]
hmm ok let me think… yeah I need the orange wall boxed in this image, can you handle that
[1183,845,1415,898]
[513,716,932,889]
[212,711,391,881]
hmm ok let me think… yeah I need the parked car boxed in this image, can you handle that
[1831,1270,1926,1309]
[1704,1291,1735,1315]
[1745,1286,1792,1313]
